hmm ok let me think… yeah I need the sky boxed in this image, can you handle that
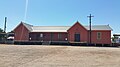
[0,0,120,36]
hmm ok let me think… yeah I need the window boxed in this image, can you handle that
[58,33,62,40]
[50,33,54,41]
[51,33,53,37]
[40,33,43,37]
[97,32,101,40]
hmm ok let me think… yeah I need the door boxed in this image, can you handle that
[74,34,80,42]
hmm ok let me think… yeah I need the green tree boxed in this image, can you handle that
[0,28,3,33]
[0,28,4,41]
[112,36,119,43]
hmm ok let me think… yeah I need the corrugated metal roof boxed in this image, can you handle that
[84,25,113,30]
[22,22,33,31]
[32,26,70,32]
[31,25,112,32]
[22,23,112,32]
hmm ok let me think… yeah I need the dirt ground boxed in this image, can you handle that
[0,44,120,67]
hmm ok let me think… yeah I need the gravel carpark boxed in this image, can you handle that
[0,44,120,67]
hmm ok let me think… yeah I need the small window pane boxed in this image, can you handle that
[97,32,101,39]
[40,33,43,37]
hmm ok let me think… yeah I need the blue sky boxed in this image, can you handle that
[0,0,120,35]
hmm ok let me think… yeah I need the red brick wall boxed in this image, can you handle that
[91,30,111,44]
[29,32,68,41]
[68,22,88,42]
[14,23,30,41]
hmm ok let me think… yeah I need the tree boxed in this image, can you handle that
[0,28,4,41]
[112,36,119,43]
[0,28,3,33]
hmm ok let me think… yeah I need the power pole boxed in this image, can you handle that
[4,17,7,33]
[87,14,94,44]
[4,17,7,44]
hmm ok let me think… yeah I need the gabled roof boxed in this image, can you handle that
[13,22,33,32]
[22,22,33,31]
[68,21,87,31]
[14,22,113,32]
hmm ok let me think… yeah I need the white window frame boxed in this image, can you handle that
[97,32,101,40]
[40,33,43,37]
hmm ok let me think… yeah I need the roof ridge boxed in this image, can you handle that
[83,25,107,26]
[32,25,109,27]
[93,25,107,26]
[21,22,33,31]
[22,22,33,26]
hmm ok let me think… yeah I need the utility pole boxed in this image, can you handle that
[87,14,94,44]
[4,17,7,44]
[4,17,7,33]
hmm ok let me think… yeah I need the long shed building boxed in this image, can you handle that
[13,21,112,45]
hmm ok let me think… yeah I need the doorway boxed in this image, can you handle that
[74,33,80,42]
